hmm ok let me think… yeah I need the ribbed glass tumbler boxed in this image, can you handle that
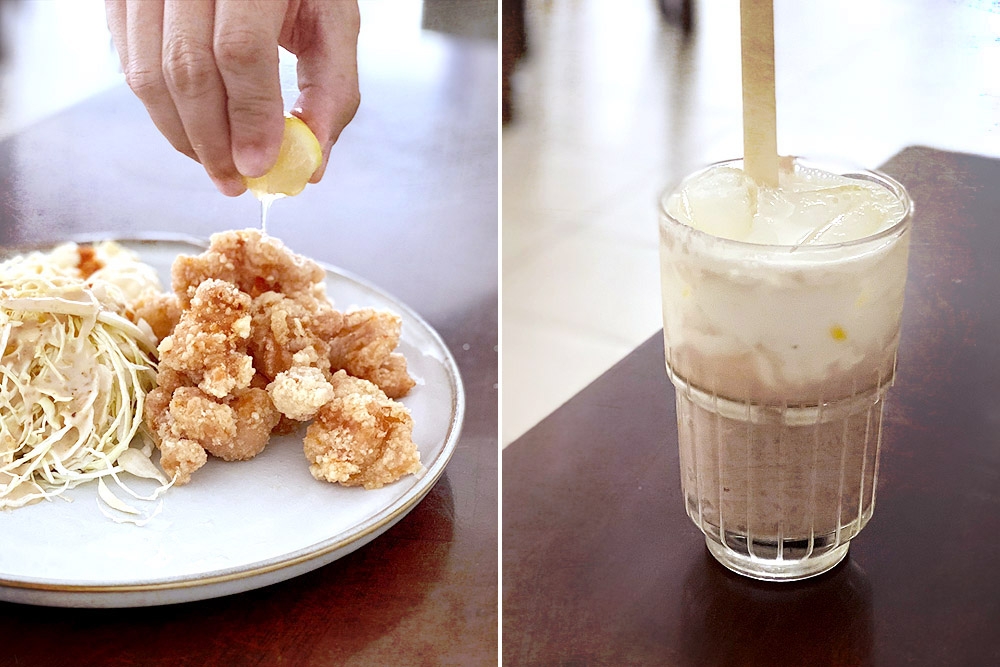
[658,158,913,581]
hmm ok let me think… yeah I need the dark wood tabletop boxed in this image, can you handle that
[0,24,497,667]
[503,146,1000,666]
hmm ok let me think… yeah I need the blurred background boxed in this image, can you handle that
[0,0,496,139]
[502,0,1000,445]
[0,0,122,139]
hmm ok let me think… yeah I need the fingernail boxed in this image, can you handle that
[234,144,274,179]
[213,176,246,198]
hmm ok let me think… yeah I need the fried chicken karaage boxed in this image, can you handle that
[249,290,340,381]
[144,229,420,488]
[172,229,325,305]
[267,366,335,421]
[303,371,422,489]
[157,279,254,398]
[328,308,416,399]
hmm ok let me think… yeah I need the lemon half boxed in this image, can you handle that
[244,115,323,198]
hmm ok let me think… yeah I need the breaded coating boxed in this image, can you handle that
[303,371,421,489]
[147,383,233,482]
[157,279,254,398]
[146,384,280,482]
[328,308,400,375]
[134,292,181,341]
[248,290,341,381]
[167,386,236,451]
[328,309,415,398]
[158,438,208,486]
[368,353,416,400]
[145,368,185,437]
[267,366,335,421]
[172,229,325,306]
[209,388,281,461]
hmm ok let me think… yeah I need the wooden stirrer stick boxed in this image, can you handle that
[740,0,778,187]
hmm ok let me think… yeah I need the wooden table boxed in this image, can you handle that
[0,26,497,667]
[503,147,1000,666]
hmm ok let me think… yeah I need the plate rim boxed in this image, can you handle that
[0,234,465,595]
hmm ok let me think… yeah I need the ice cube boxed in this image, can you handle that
[751,184,799,244]
[682,166,756,241]
[787,184,891,246]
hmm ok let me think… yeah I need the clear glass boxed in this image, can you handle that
[658,157,913,581]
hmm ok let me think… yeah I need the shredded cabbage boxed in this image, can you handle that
[0,242,169,520]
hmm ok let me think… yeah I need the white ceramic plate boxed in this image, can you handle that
[0,236,464,608]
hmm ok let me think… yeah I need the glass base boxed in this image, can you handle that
[705,536,850,582]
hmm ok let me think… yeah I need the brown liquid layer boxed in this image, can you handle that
[672,372,887,545]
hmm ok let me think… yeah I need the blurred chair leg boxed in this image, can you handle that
[502,0,526,124]
[657,0,694,33]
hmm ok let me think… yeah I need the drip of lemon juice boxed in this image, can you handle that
[258,193,283,233]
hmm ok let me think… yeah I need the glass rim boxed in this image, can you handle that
[658,156,914,253]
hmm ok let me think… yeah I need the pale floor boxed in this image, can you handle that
[502,0,1000,445]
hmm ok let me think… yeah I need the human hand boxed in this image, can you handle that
[105,0,360,196]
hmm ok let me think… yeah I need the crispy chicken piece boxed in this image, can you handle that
[328,309,415,398]
[145,369,206,485]
[248,372,299,433]
[147,384,229,484]
[145,368,186,437]
[166,386,237,452]
[368,353,416,400]
[158,438,209,486]
[157,279,254,398]
[267,366,335,421]
[147,384,280,484]
[248,290,341,381]
[327,308,399,375]
[303,371,421,489]
[172,229,325,306]
[219,387,282,461]
[134,292,181,341]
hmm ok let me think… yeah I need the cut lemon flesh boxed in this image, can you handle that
[244,115,322,198]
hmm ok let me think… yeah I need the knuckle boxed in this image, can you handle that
[214,29,271,71]
[227,97,276,130]
[124,65,164,100]
[344,86,361,118]
[162,39,217,97]
[330,86,361,139]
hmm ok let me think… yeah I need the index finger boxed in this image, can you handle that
[213,0,288,178]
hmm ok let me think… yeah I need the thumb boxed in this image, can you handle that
[286,1,361,183]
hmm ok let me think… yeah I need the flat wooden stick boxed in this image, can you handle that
[740,0,778,186]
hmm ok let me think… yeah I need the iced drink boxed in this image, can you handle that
[658,157,912,581]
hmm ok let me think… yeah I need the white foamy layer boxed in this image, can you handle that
[666,163,907,246]
[659,160,912,403]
